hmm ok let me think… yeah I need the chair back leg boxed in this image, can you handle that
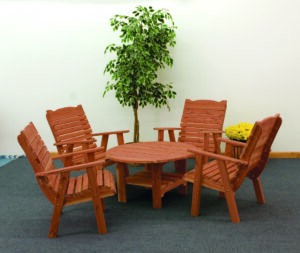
[252,177,265,204]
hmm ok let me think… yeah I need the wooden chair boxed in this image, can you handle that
[46,104,129,168]
[154,99,227,153]
[184,114,282,222]
[18,122,116,238]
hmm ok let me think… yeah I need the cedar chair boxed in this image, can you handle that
[46,104,129,168]
[18,122,116,238]
[184,114,282,222]
[154,99,227,154]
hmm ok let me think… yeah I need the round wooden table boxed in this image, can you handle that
[106,142,194,208]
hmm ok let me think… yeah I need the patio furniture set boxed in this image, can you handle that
[17,99,282,238]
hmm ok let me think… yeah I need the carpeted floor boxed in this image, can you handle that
[0,158,299,252]
[0,157,16,167]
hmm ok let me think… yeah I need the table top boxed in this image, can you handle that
[106,142,194,164]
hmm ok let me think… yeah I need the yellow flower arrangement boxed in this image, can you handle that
[225,122,254,142]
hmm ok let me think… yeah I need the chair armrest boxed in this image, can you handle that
[188,147,248,165]
[153,127,181,131]
[92,130,129,148]
[52,146,105,160]
[217,137,247,147]
[92,130,130,136]
[36,159,106,177]
[153,127,181,142]
[54,139,96,146]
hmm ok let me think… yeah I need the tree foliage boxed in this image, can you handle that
[103,5,177,142]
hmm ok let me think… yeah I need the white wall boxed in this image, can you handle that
[0,0,299,155]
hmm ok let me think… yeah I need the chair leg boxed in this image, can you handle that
[92,195,107,234]
[48,173,69,238]
[252,177,265,204]
[191,181,202,216]
[224,191,240,223]
[48,203,64,238]
[101,198,106,211]
[191,154,205,217]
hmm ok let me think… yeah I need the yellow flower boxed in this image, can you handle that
[225,122,254,142]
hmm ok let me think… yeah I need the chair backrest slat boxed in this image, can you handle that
[178,99,227,152]
[233,114,282,190]
[18,122,56,204]
[47,105,93,144]
[247,115,282,179]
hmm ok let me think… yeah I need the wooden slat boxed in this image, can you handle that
[40,151,51,168]
[181,117,223,125]
[53,175,60,192]
[179,132,217,140]
[22,123,39,144]
[48,174,58,187]
[161,179,186,196]
[51,115,85,126]
[56,129,93,142]
[179,126,222,133]
[109,173,116,193]
[44,158,54,172]
[55,124,91,136]
[103,170,111,189]
[182,109,224,115]
[126,170,184,192]
[180,122,222,129]
[38,146,48,162]
[97,170,103,187]
[31,135,44,156]
[82,174,89,191]
[53,120,89,131]
[178,137,215,145]
[67,177,76,196]
[75,175,83,194]
[186,104,224,111]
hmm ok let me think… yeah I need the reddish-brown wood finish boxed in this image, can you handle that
[106,142,194,208]
[18,122,116,238]
[46,104,129,168]
[184,114,282,222]
[154,99,227,153]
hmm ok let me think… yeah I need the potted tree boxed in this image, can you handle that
[103,5,177,142]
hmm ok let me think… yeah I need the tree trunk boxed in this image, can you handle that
[133,103,139,143]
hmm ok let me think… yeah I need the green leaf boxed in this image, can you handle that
[103,5,177,126]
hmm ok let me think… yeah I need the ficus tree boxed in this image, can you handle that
[103,5,177,143]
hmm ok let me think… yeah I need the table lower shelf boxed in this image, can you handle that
[125,170,186,197]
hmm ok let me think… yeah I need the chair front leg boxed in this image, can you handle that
[191,154,205,216]
[224,191,240,223]
[48,172,69,238]
[116,133,125,145]
[100,134,109,151]
[157,130,164,141]
[168,130,176,142]
[216,159,240,223]
[86,166,107,234]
